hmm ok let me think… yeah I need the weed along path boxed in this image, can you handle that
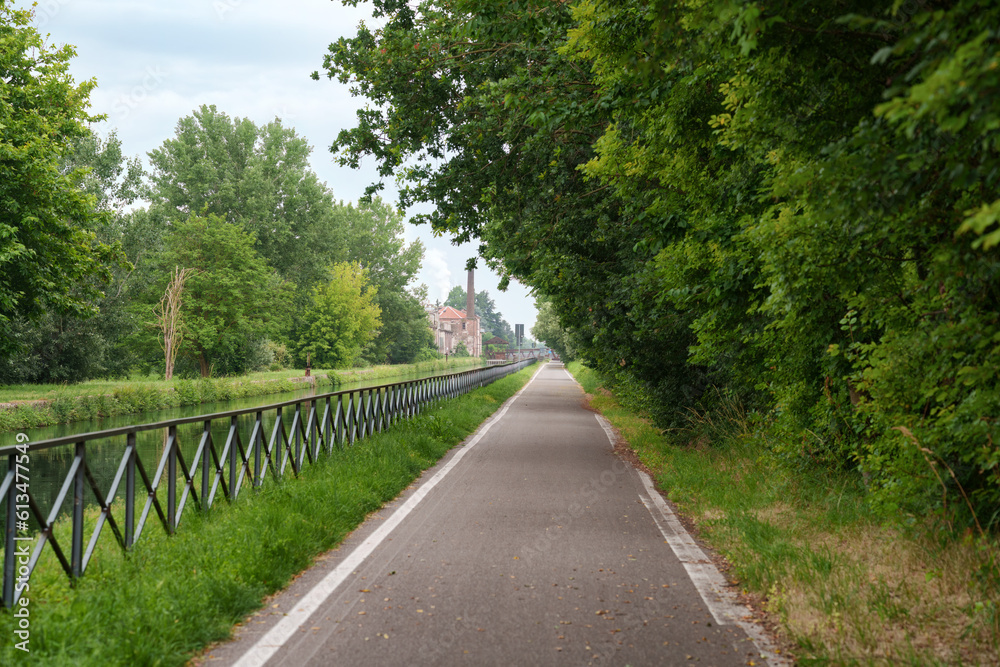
[204,363,782,667]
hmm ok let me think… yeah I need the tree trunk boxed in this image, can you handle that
[156,266,193,381]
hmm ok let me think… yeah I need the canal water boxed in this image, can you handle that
[4,367,474,536]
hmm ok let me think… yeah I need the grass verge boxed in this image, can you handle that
[0,363,539,666]
[567,361,999,666]
[0,358,485,433]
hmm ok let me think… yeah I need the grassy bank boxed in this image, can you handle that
[567,361,999,666]
[0,358,485,433]
[0,363,538,666]
[327,356,483,385]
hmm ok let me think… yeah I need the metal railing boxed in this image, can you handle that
[0,360,536,608]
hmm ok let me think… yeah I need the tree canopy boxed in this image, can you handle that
[0,5,124,339]
[339,198,432,363]
[150,214,292,377]
[531,298,574,362]
[0,9,442,382]
[148,104,346,293]
[292,262,382,369]
[0,131,147,383]
[144,107,435,371]
[320,0,1000,526]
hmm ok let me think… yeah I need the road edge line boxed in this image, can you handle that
[592,412,790,667]
[232,363,545,667]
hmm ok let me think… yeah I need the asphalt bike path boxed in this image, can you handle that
[205,362,784,666]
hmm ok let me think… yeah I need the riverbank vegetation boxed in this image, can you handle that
[0,357,484,433]
[569,362,998,665]
[0,363,537,666]
[323,1,999,539]
[0,110,438,385]
[0,3,461,389]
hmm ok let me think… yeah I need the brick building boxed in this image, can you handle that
[426,270,482,357]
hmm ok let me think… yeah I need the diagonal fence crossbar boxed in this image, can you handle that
[0,360,536,608]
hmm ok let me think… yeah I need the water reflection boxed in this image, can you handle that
[5,368,469,533]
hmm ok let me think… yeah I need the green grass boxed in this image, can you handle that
[0,363,539,666]
[330,356,483,385]
[0,358,487,433]
[0,359,483,403]
[567,361,1000,666]
[0,370,328,404]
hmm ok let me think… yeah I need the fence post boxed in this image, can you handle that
[293,403,302,474]
[254,411,263,487]
[2,452,15,608]
[71,441,85,578]
[167,426,177,533]
[229,415,238,500]
[125,433,136,548]
[201,420,212,511]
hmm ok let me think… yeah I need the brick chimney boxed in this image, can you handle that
[466,269,475,318]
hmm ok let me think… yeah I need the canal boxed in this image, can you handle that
[4,366,481,534]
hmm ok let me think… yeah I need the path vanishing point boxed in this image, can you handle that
[203,362,786,667]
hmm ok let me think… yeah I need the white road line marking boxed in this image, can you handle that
[233,365,545,667]
[593,413,789,667]
[595,410,616,447]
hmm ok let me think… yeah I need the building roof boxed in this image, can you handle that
[438,306,468,320]
[485,336,508,345]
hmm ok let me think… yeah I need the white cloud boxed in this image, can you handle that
[423,248,453,304]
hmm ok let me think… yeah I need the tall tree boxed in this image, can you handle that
[318,0,689,423]
[340,198,430,363]
[147,105,346,292]
[0,129,147,383]
[150,214,292,377]
[292,262,381,369]
[0,6,124,351]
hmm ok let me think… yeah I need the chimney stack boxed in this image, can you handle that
[466,269,475,318]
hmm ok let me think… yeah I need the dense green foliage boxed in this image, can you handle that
[321,0,1000,527]
[532,298,575,361]
[0,21,457,385]
[148,104,345,291]
[338,198,435,364]
[0,6,124,356]
[293,261,382,368]
[147,214,293,376]
[140,106,438,374]
[1,132,153,384]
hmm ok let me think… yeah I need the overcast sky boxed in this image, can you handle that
[23,0,538,332]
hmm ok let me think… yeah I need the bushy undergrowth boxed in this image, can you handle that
[568,361,1000,665]
[0,364,536,666]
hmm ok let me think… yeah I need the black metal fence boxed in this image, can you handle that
[0,360,536,608]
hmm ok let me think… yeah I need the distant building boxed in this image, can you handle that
[426,270,482,357]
